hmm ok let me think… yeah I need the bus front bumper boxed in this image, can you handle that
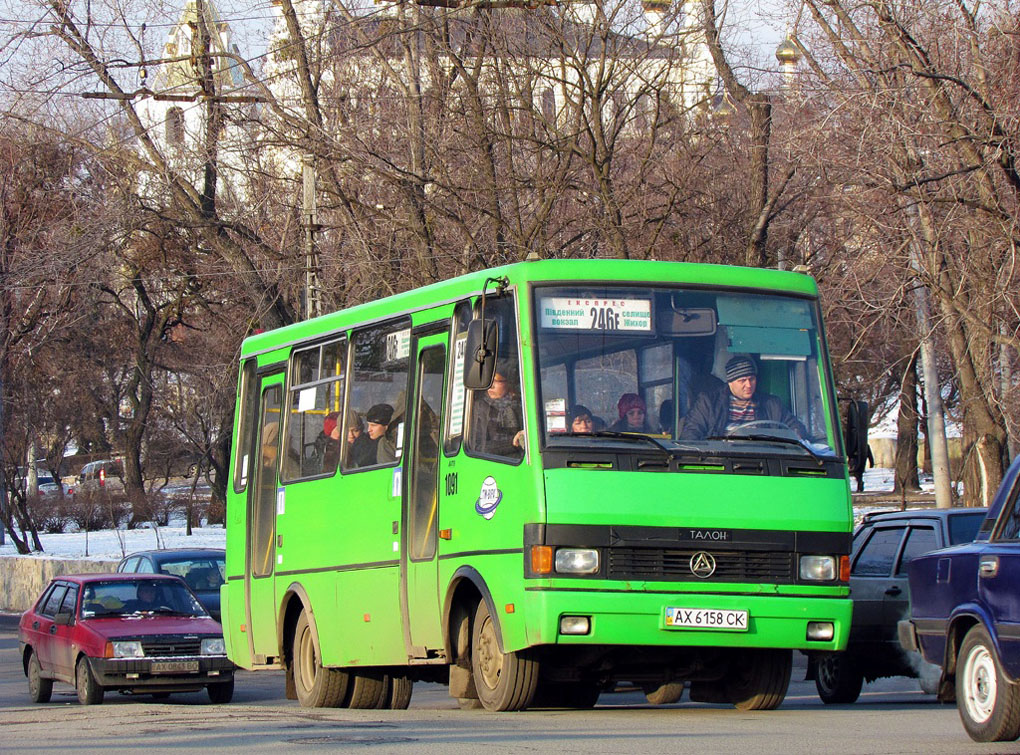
[521,588,851,652]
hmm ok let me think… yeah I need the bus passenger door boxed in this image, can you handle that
[402,333,447,657]
[246,373,284,663]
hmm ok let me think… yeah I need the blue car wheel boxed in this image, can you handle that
[957,625,1020,742]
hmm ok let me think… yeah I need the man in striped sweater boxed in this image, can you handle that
[680,355,806,441]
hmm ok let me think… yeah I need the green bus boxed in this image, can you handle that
[223,259,858,712]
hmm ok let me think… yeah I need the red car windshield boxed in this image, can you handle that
[80,580,207,618]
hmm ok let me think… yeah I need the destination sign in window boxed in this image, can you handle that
[540,297,651,332]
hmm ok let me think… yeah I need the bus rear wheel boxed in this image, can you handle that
[293,611,348,707]
[470,601,538,711]
[643,681,685,705]
[347,670,387,709]
[386,674,414,709]
[724,648,791,711]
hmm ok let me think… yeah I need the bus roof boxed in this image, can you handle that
[240,259,818,357]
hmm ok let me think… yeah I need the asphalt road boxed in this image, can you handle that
[0,613,1008,754]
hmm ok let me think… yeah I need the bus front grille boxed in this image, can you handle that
[606,547,795,582]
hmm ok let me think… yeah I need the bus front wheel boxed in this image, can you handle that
[724,648,792,711]
[470,601,538,712]
[293,611,348,707]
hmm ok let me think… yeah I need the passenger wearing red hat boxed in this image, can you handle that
[610,393,653,433]
[321,411,341,471]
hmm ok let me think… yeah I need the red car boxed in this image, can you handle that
[18,573,234,705]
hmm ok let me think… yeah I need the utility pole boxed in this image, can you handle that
[905,199,954,509]
[303,156,321,320]
[913,286,953,508]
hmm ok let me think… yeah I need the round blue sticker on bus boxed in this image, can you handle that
[475,476,502,520]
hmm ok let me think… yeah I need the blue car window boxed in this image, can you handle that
[995,482,1020,541]
[948,512,986,545]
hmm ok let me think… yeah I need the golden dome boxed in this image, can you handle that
[775,37,801,64]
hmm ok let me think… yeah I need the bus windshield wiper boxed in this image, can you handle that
[556,430,676,459]
[707,433,827,462]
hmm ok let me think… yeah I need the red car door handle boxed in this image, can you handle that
[49,625,57,634]
[32,621,40,629]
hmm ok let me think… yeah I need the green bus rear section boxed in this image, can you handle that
[222,259,851,685]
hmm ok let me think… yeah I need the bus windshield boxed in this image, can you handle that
[534,285,838,458]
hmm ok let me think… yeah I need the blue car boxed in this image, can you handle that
[900,455,1020,742]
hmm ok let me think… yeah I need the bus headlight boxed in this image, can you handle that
[555,548,599,574]
[800,555,836,581]
[201,638,226,655]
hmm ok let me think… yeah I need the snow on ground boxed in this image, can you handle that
[1,467,937,561]
[0,524,225,561]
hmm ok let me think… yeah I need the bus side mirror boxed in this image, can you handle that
[844,399,869,468]
[463,319,498,391]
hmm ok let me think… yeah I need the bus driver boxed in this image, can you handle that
[681,356,805,440]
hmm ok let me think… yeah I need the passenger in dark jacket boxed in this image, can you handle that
[471,362,524,458]
[347,403,393,467]
[681,356,806,440]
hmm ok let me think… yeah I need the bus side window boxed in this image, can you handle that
[444,301,472,457]
[343,318,411,471]
[465,296,525,463]
[232,359,257,493]
[282,338,346,481]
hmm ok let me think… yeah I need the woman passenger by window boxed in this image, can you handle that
[609,393,653,433]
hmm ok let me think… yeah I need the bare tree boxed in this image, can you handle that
[790,0,1019,501]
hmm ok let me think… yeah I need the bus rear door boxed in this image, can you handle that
[402,331,447,657]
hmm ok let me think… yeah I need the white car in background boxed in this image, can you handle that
[36,475,65,501]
